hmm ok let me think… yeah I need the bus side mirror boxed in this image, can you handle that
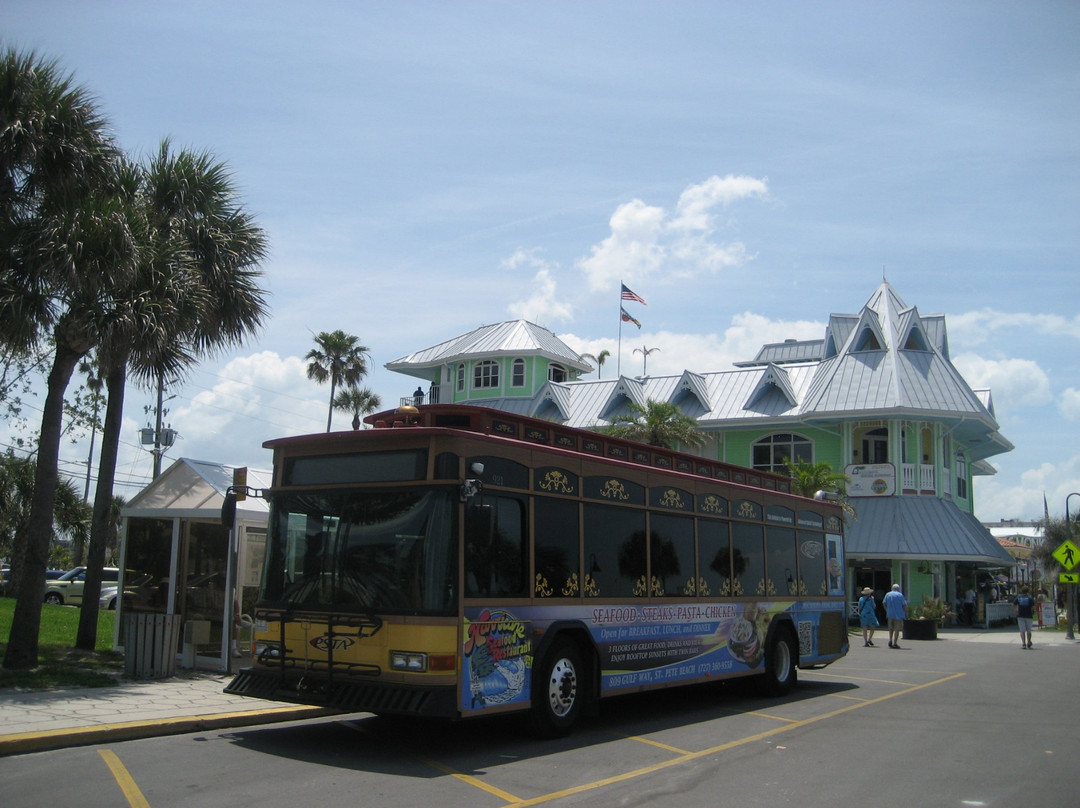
[221,491,237,528]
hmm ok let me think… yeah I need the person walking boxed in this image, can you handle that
[883,583,908,648]
[858,586,879,646]
[1014,585,1036,649]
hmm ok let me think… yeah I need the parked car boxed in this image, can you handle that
[44,566,120,606]
[2,568,64,597]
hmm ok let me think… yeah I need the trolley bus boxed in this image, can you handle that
[225,404,848,735]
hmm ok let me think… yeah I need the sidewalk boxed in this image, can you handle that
[0,668,335,757]
[1,625,1076,757]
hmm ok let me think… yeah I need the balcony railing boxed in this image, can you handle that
[901,463,936,492]
[398,385,441,409]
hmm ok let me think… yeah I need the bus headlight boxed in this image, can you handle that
[390,651,427,672]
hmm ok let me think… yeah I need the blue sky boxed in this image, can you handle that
[4,1,1078,522]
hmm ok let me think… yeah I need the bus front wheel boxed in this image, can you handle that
[757,626,797,697]
[529,640,583,738]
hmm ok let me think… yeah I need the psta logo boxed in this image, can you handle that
[310,635,355,652]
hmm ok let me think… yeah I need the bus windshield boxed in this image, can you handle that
[260,488,457,615]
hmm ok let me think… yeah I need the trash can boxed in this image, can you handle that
[124,613,182,679]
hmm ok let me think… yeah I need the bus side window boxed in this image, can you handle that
[465,496,528,598]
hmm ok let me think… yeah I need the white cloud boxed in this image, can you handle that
[1060,388,1080,421]
[560,312,824,378]
[951,353,1052,412]
[948,309,1080,347]
[976,454,1080,522]
[504,249,574,324]
[576,175,768,292]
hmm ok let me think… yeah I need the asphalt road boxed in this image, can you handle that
[1,638,1075,808]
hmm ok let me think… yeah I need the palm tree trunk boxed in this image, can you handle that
[76,361,126,650]
[3,341,83,669]
[326,376,337,432]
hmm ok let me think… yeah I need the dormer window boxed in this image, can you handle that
[903,329,929,351]
[474,360,499,389]
[548,363,567,383]
[855,329,882,351]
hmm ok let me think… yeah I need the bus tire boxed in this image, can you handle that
[757,625,797,697]
[529,639,583,738]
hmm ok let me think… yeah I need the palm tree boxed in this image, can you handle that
[782,459,856,521]
[75,141,268,650]
[306,330,371,431]
[334,386,382,430]
[580,349,611,380]
[1,49,138,669]
[0,452,91,597]
[604,399,707,450]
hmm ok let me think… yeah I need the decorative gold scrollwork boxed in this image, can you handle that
[534,573,553,597]
[600,479,630,500]
[757,578,777,596]
[738,501,758,518]
[697,577,711,596]
[539,470,575,494]
[681,578,697,596]
[584,574,600,597]
[700,495,723,514]
[650,576,664,597]
[633,575,648,597]
[561,573,580,596]
[818,580,828,596]
[659,489,685,509]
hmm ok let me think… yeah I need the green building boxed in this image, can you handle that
[385,281,1014,617]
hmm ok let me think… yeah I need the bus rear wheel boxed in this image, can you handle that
[757,626,797,697]
[529,640,583,738]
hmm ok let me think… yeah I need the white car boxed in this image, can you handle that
[44,567,120,606]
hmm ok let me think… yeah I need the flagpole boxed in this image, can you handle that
[617,286,624,376]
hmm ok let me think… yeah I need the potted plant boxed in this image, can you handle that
[903,596,953,640]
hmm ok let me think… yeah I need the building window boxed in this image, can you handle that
[955,453,968,499]
[512,358,525,387]
[548,363,567,383]
[752,433,812,472]
[456,363,465,392]
[473,360,499,389]
[861,427,888,464]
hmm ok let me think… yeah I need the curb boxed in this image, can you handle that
[0,705,337,757]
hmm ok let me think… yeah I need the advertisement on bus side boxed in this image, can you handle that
[462,600,834,712]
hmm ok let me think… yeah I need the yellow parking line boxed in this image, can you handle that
[496,672,965,808]
[416,755,524,804]
[619,734,691,754]
[99,749,151,808]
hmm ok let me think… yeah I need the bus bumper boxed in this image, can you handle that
[224,666,460,718]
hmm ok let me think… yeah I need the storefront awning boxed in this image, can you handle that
[845,496,1015,565]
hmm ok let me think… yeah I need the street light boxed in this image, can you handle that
[1065,492,1080,524]
[1064,493,1080,640]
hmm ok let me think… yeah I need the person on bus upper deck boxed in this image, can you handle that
[413,386,424,405]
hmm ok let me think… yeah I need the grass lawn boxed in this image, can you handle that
[0,598,124,689]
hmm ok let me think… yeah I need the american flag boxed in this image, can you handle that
[620,283,646,305]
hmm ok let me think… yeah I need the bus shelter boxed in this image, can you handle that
[114,458,269,674]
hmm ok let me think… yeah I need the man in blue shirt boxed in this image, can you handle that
[1014,585,1036,649]
[883,584,908,649]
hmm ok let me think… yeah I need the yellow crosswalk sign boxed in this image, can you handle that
[1053,539,1080,571]
[1061,572,1079,584]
